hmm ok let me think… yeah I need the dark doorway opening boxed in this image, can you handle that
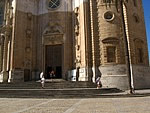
[46,66,52,79]
[45,45,62,79]
[56,66,62,78]
[46,66,62,79]
[24,69,30,81]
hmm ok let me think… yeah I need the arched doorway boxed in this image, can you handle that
[42,24,64,79]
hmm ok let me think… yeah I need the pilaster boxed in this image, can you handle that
[75,0,91,81]
[0,0,13,82]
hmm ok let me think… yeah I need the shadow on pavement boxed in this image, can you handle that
[0,89,150,99]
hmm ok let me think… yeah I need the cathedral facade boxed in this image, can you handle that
[0,0,150,90]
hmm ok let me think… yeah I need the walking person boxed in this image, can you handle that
[96,76,102,89]
[40,72,45,88]
[40,71,43,79]
[41,75,45,88]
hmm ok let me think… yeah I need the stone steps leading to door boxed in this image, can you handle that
[0,79,123,98]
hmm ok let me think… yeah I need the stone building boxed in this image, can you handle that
[0,0,150,90]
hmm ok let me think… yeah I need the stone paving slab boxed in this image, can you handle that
[0,95,150,113]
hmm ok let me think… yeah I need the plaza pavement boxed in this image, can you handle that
[0,89,150,113]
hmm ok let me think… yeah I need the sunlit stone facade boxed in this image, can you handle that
[0,0,149,90]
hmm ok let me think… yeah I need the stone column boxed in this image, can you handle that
[0,32,9,82]
[0,1,13,82]
[78,0,91,81]
[83,0,92,81]
[8,1,17,82]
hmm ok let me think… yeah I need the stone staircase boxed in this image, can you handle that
[0,79,123,98]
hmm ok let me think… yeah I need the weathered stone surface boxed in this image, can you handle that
[0,0,149,90]
[0,94,150,113]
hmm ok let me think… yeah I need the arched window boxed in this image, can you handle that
[134,38,144,64]
[102,37,120,64]
[137,48,143,63]
[107,46,116,62]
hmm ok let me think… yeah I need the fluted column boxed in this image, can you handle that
[77,0,91,81]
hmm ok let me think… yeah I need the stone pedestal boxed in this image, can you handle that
[8,70,13,82]
[32,71,40,80]
[79,68,88,81]
[8,69,24,82]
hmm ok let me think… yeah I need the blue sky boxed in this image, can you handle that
[143,0,150,59]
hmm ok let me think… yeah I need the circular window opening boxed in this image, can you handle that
[48,0,60,10]
[103,11,115,22]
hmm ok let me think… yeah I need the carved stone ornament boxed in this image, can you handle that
[75,25,79,36]
[74,7,79,16]
[43,34,63,45]
[43,22,63,45]
[27,12,32,20]
[26,29,31,35]
[25,47,31,53]
[43,22,63,35]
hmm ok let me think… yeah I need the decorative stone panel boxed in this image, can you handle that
[43,34,63,45]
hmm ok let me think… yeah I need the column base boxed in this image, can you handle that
[68,68,91,81]
[32,71,40,80]
[8,71,13,83]
[0,71,9,82]
[8,69,24,82]
[92,66,102,83]
[79,68,88,81]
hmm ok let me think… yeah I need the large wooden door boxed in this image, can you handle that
[45,45,62,78]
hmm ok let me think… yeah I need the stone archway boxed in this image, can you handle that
[42,24,64,79]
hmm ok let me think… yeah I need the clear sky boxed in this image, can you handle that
[143,0,150,59]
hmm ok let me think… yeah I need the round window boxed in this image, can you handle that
[103,11,115,22]
[48,0,60,9]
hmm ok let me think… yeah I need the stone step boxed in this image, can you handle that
[0,88,122,98]
[0,80,97,89]
[0,80,123,98]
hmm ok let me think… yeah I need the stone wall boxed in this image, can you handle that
[99,64,150,90]
[99,65,129,90]
[132,65,150,89]
[125,0,149,65]
[1,0,150,89]
[9,0,73,81]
